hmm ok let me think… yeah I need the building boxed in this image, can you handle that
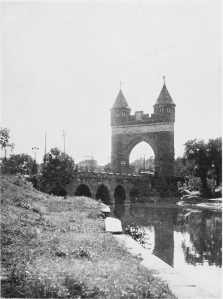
[110,82,176,176]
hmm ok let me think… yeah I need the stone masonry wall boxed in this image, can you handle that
[111,126,174,176]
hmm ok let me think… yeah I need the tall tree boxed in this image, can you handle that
[207,137,222,186]
[183,138,221,189]
[0,127,15,159]
[41,148,75,191]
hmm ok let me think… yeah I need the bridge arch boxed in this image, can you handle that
[129,141,155,173]
[128,139,156,161]
[95,184,110,205]
[75,184,92,198]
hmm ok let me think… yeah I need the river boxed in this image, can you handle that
[111,201,222,298]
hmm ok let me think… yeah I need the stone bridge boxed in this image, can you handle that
[46,171,180,205]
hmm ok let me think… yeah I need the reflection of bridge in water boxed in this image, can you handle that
[112,203,222,270]
[112,203,177,267]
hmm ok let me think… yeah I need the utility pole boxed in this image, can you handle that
[62,131,67,153]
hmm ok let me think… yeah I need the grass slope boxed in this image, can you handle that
[1,175,176,298]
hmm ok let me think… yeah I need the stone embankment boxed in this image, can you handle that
[114,235,215,299]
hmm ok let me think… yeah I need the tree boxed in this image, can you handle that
[41,148,75,192]
[14,154,34,174]
[4,154,34,175]
[1,153,34,175]
[174,156,195,177]
[0,127,15,159]
[31,160,38,175]
[207,138,222,186]
[104,163,111,172]
[147,156,155,172]
[130,156,155,173]
[183,138,221,190]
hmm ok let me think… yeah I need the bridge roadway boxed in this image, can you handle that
[47,171,178,205]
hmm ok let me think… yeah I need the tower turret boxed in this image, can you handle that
[153,82,176,123]
[111,88,131,126]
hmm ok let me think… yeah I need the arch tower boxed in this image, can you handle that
[111,82,176,176]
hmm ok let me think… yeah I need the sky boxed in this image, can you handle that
[1,0,221,165]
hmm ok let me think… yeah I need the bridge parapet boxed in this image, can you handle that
[75,170,154,183]
[76,170,133,177]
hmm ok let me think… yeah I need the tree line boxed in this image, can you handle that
[1,127,222,196]
[0,128,76,193]
[174,138,222,194]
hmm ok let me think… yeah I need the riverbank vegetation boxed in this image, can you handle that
[1,175,176,298]
[1,127,221,199]
[174,138,222,198]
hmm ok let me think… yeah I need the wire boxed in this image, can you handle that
[113,1,142,64]
[129,91,143,105]
[139,1,160,76]
[101,50,158,77]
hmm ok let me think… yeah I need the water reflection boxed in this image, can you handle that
[114,203,125,218]
[113,202,222,268]
[112,201,222,297]
[176,209,222,267]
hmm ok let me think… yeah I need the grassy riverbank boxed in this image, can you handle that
[1,175,176,298]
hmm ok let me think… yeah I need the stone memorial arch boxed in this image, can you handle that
[111,82,176,176]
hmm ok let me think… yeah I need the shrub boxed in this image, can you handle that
[124,224,148,247]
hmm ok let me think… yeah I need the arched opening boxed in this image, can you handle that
[129,141,155,175]
[129,188,139,203]
[96,185,110,205]
[75,184,92,198]
[50,187,67,197]
[114,185,126,218]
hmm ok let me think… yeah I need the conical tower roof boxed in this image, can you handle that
[111,89,131,110]
[154,84,175,106]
